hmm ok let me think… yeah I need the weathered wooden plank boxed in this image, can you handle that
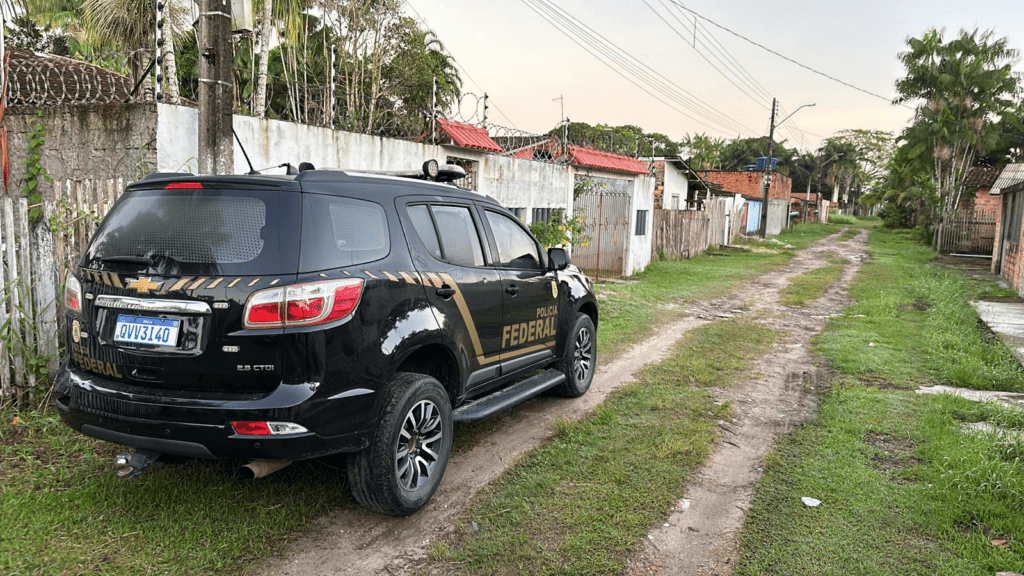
[0,209,9,399]
[34,202,59,374]
[18,200,36,399]
[4,199,25,402]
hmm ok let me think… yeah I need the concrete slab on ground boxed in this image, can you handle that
[973,300,1024,365]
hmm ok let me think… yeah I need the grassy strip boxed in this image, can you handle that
[1,411,354,575]
[778,255,846,307]
[426,318,775,575]
[598,223,837,358]
[735,227,1024,575]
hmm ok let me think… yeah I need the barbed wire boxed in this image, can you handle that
[5,49,153,106]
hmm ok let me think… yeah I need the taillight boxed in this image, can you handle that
[65,274,82,314]
[231,421,308,435]
[243,278,363,329]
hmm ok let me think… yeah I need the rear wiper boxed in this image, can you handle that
[97,255,155,267]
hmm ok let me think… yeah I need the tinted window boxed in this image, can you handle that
[407,205,443,260]
[86,189,300,275]
[485,210,541,269]
[432,205,485,267]
[300,194,390,271]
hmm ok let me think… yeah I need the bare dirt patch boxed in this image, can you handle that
[251,229,868,576]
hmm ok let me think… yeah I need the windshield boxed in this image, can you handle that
[85,188,301,276]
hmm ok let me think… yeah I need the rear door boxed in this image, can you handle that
[73,183,302,393]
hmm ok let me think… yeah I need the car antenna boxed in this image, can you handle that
[231,127,261,175]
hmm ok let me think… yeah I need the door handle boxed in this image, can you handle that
[505,284,520,296]
[436,285,456,299]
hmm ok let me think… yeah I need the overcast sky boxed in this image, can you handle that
[403,0,1024,152]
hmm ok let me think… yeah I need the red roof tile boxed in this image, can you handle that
[437,119,502,153]
[566,145,648,175]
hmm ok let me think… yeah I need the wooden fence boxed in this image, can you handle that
[0,179,121,404]
[935,209,998,256]
[651,209,710,259]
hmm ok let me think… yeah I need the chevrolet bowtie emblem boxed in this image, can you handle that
[127,277,161,294]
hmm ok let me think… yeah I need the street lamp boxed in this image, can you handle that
[760,100,815,238]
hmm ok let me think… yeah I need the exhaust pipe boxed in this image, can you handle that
[237,459,292,479]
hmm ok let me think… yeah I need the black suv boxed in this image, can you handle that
[54,161,598,515]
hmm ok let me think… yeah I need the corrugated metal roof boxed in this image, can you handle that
[437,119,502,153]
[566,145,648,175]
[992,163,1024,194]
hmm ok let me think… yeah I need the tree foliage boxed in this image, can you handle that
[889,28,1020,222]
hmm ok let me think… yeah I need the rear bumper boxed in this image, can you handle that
[55,367,375,460]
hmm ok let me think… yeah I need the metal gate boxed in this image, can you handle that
[745,200,762,234]
[572,189,631,280]
[935,209,998,255]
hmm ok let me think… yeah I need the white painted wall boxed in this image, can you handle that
[626,173,655,276]
[156,104,573,215]
[664,163,689,210]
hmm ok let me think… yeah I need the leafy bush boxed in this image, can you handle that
[528,208,591,248]
[828,213,858,225]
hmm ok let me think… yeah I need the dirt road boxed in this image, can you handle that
[254,229,868,576]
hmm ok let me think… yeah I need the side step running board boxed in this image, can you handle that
[453,369,566,424]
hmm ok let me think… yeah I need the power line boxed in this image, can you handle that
[522,0,754,137]
[529,0,753,135]
[644,0,770,111]
[668,0,912,109]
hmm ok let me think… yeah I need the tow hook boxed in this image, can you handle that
[114,449,161,479]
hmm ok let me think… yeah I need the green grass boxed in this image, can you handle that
[425,318,775,575]
[828,213,859,225]
[598,222,837,358]
[779,255,846,307]
[0,411,354,575]
[735,227,1024,575]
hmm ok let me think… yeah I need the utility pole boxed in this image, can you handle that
[758,99,815,238]
[198,0,233,175]
[759,98,777,239]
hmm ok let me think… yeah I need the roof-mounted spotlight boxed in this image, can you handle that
[423,159,440,179]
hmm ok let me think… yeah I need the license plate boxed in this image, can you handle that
[114,315,181,347]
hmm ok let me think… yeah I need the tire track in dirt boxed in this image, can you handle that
[627,229,869,576]
[253,229,867,576]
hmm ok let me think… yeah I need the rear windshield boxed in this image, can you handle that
[85,188,301,275]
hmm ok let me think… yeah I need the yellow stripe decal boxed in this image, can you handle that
[398,271,416,284]
[343,270,352,276]
[206,278,224,289]
[227,278,242,288]
[381,271,399,282]
[188,277,209,291]
[247,278,261,287]
[425,272,443,288]
[362,271,379,280]
[270,278,281,286]
[109,272,124,288]
[168,277,193,292]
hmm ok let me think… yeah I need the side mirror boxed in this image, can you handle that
[548,247,569,271]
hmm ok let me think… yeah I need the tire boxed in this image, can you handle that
[347,373,453,515]
[554,313,596,398]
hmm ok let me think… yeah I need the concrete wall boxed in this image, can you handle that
[156,104,574,220]
[6,103,158,198]
[624,172,655,276]
[767,198,789,236]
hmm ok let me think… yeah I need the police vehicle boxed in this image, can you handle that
[54,160,599,515]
